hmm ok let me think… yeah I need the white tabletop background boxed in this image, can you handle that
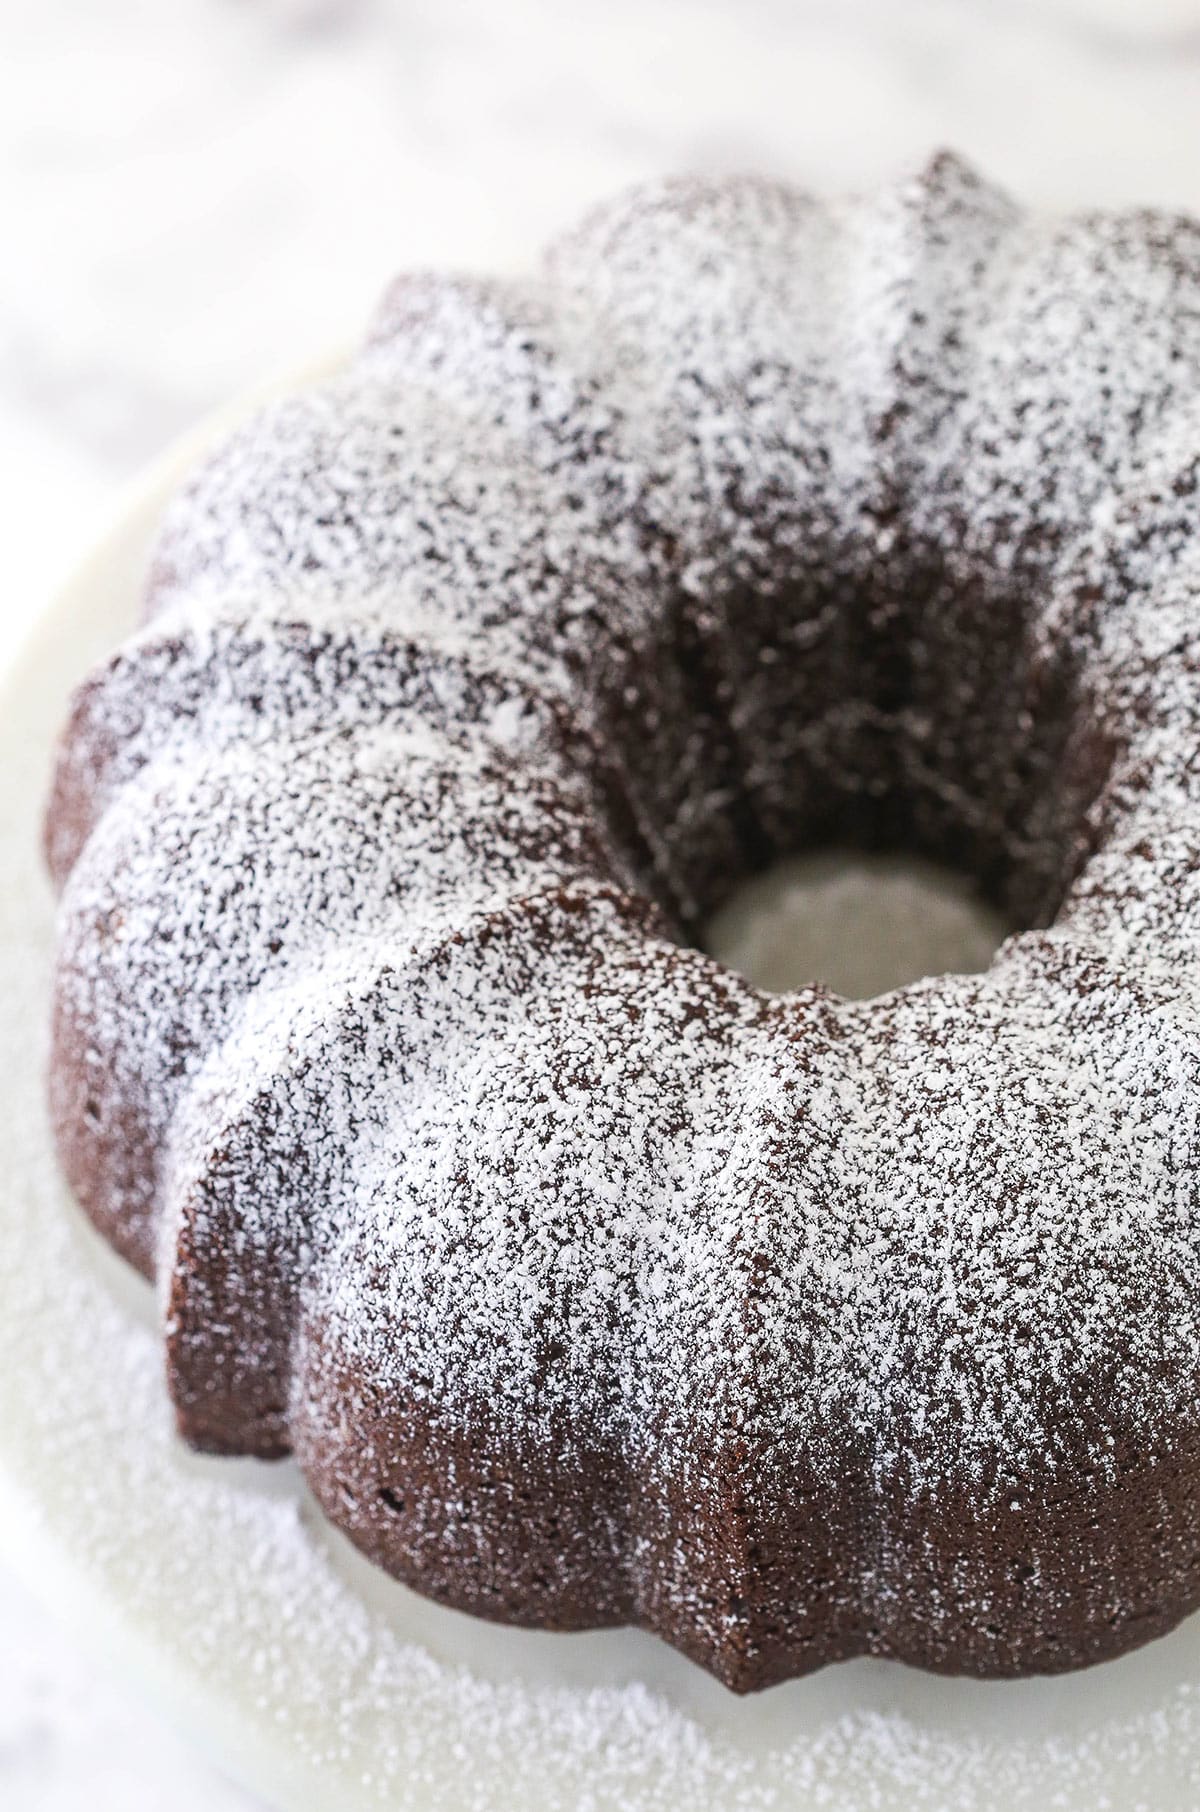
[1,1,1199,1804]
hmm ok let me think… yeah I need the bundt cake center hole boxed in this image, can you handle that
[703,850,1013,999]
[619,571,1116,964]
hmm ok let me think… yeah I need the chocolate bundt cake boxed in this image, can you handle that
[45,153,1200,1692]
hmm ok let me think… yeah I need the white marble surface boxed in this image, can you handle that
[0,1568,263,1810]
[2,1,1199,1805]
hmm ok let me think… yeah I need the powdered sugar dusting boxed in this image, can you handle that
[11,594,1200,1802]
[43,153,1200,1687]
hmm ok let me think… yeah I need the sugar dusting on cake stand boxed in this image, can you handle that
[705,851,1010,1001]
[4,379,1200,1811]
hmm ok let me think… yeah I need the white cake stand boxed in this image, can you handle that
[3,374,1200,1812]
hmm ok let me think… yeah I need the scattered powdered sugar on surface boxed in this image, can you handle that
[704,851,1011,999]
[36,153,1200,1694]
